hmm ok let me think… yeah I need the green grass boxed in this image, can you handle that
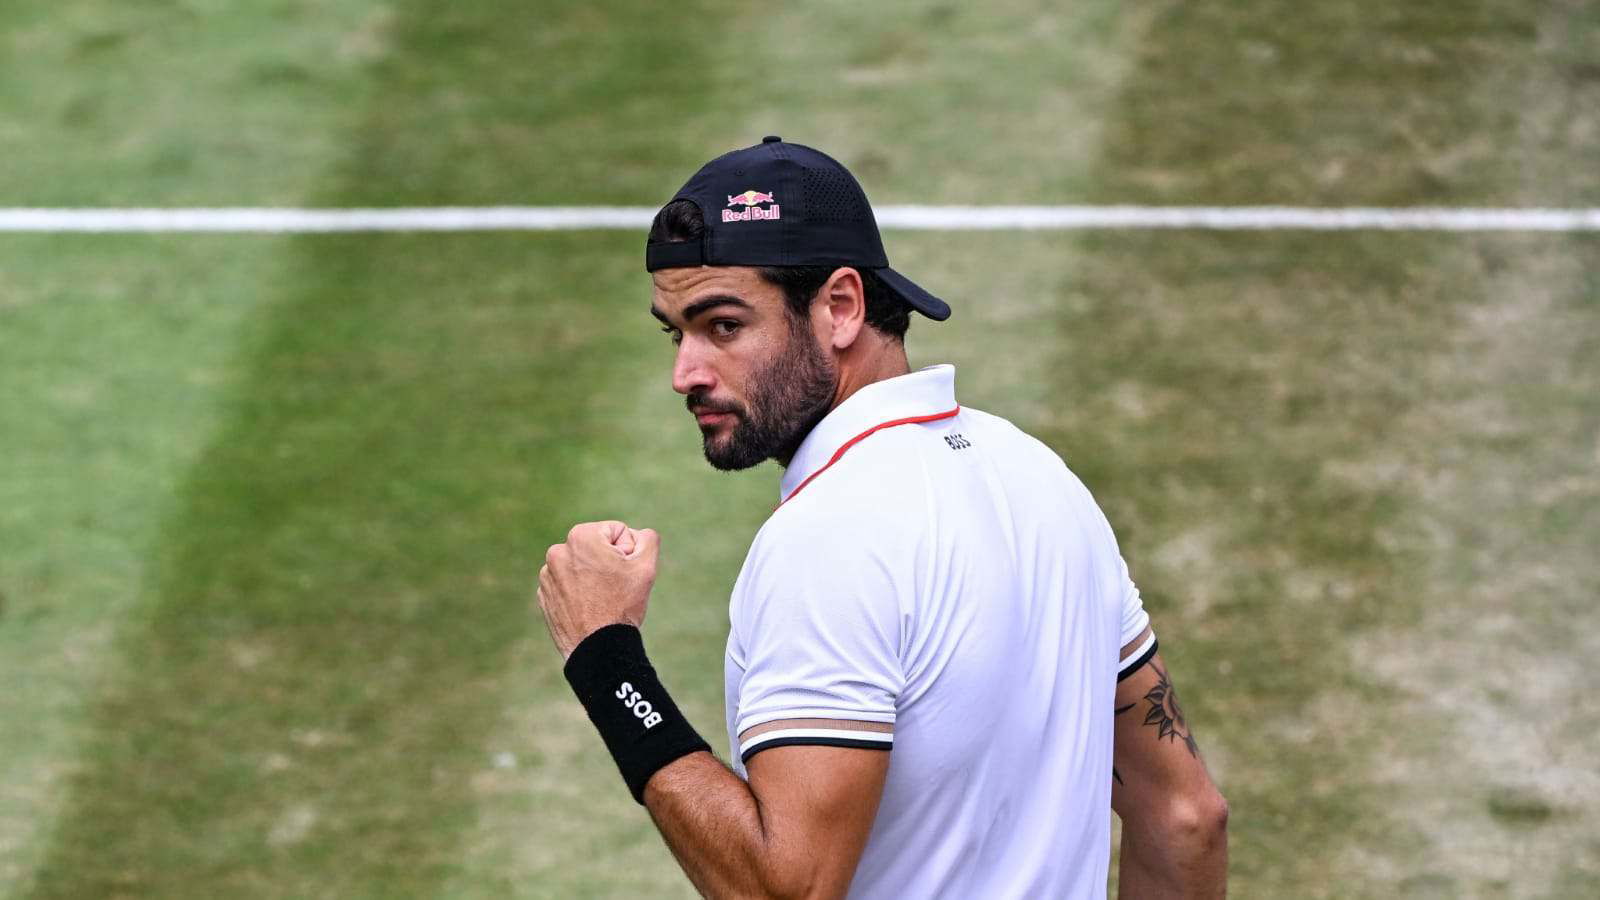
[1061,2,1600,893]
[0,235,299,887]
[2,0,1598,896]
[21,232,701,897]
[11,0,736,894]
[0,0,388,205]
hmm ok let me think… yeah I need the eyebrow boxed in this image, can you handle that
[651,295,753,327]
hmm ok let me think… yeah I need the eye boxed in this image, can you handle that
[709,319,741,338]
[660,325,682,345]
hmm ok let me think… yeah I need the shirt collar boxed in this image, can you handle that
[778,364,959,502]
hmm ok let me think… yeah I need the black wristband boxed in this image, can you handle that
[563,623,710,804]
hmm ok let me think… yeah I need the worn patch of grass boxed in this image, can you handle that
[1050,0,1600,895]
[1349,235,1600,893]
[1089,0,1597,206]
[1041,230,1470,895]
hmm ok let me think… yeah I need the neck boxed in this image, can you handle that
[774,335,909,470]
[829,337,910,413]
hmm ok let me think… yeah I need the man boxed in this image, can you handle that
[537,137,1228,898]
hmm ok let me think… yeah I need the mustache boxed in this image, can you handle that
[686,392,744,417]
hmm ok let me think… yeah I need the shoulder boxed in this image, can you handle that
[962,405,1065,463]
[943,405,1126,558]
[735,438,931,612]
[771,427,937,539]
[731,504,912,659]
[751,474,923,578]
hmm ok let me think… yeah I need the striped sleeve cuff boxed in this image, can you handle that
[1117,632,1159,681]
[738,727,894,764]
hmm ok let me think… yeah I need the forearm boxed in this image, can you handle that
[1111,651,1228,898]
[643,754,811,899]
[561,626,822,899]
[541,539,879,898]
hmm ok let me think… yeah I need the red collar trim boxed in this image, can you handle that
[777,406,961,507]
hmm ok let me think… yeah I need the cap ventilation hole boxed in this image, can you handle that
[801,166,872,222]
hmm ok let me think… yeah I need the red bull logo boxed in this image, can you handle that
[723,189,780,222]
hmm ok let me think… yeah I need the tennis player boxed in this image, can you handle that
[538,137,1228,898]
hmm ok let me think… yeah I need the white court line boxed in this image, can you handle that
[1,206,1599,232]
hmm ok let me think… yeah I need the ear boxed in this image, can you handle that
[820,267,867,351]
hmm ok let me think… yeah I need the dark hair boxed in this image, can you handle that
[648,199,912,340]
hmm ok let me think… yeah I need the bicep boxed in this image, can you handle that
[742,720,891,899]
[1111,637,1216,820]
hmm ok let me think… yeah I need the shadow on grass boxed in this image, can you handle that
[23,229,653,897]
[25,0,724,894]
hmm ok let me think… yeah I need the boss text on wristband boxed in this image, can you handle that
[562,623,710,803]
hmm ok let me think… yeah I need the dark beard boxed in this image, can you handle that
[689,319,837,471]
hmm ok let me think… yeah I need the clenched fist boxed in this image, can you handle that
[537,521,659,660]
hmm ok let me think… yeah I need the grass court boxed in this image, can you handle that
[2,1,1597,896]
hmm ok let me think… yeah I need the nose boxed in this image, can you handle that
[671,337,715,397]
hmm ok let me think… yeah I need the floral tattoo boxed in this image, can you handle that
[1141,661,1199,758]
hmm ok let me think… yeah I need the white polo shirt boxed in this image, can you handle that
[723,364,1153,899]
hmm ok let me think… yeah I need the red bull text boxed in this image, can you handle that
[723,189,781,222]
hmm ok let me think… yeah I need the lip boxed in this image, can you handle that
[695,411,733,427]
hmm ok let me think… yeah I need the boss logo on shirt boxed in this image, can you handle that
[615,681,663,729]
[943,433,972,450]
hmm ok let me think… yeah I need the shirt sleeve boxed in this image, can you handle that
[730,521,904,762]
[1115,552,1157,680]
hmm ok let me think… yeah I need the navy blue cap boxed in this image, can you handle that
[646,137,951,321]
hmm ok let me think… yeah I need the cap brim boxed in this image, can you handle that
[876,267,951,322]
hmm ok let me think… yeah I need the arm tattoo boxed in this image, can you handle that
[1112,702,1135,785]
[1142,661,1200,757]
